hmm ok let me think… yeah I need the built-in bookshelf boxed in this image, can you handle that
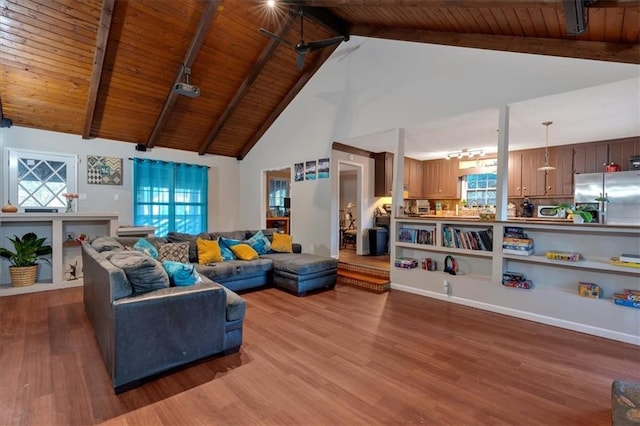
[391,217,640,345]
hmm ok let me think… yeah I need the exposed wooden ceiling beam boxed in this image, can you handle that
[82,0,115,139]
[283,0,636,8]
[352,25,640,64]
[146,0,221,149]
[198,12,296,155]
[237,43,342,160]
[295,6,350,37]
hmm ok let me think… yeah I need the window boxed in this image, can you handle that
[133,159,208,237]
[6,149,77,211]
[463,173,497,207]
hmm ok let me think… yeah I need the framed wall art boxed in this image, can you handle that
[305,160,316,181]
[317,158,330,179]
[87,156,123,185]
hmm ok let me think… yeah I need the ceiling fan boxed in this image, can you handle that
[260,9,347,70]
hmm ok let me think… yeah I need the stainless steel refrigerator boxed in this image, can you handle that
[574,171,640,225]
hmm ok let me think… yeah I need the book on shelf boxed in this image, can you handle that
[441,226,492,251]
[398,228,418,243]
[502,247,534,256]
[504,226,528,239]
[619,253,640,264]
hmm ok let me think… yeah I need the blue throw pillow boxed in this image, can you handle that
[219,237,241,260]
[244,230,272,255]
[162,261,201,286]
[133,238,158,259]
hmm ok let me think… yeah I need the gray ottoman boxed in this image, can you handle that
[612,380,640,425]
[261,253,337,296]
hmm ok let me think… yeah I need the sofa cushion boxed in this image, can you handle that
[271,233,293,253]
[166,231,210,263]
[217,237,235,261]
[244,230,272,255]
[109,251,170,294]
[197,238,223,264]
[92,236,125,253]
[230,244,259,261]
[133,238,158,259]
[162,260,201,286]
[261,253,338,275]
[158,242,190,263]
[209,230,246,242]
[196,258,273,282]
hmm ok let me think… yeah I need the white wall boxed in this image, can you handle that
[0,127,241,231]
[239,37,639,255]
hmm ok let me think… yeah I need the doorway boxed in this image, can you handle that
[338,161,362,255]
[263,167,291,234]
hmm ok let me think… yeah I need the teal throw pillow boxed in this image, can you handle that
[220,237,242,260]
[162,261,201,286]
[244,230,272,255]
[133,238,158,259]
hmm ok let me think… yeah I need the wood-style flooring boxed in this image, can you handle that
[339,247,390,270]
[1,284,639,425]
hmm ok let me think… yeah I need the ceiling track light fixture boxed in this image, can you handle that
[538,120,556,171]
[446,148,484,159]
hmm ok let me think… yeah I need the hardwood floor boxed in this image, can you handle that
[339,247,390,270]
[1,285,639,425]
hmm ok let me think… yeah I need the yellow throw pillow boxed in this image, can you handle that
[230,243,259,261]
[197,238,223,264]
[271,233,293,253]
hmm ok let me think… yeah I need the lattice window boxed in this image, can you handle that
[6,150,77,210]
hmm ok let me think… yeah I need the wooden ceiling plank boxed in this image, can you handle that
[146,0,221,149]
[236,43,341,160]
[291,0,636,7]
[82,0,115,139]
[352,25,640,64]
[198,13,296,155]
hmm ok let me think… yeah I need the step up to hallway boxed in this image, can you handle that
[337,262,390,294]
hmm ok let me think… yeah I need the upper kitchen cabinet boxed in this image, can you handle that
[374,152,394,197]
[573,141,609,174]
[608,137,640,171]
[546,145,574,197]
[404,157,423,199]
[509,149,546,197]
[423,158,460,199]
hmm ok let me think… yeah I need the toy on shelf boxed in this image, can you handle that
[613,289,640,308]
[394,257,418,269]
[546,251,581,262]
[578,282,600,298]
[502,271,533,289]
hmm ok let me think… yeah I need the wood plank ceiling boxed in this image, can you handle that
[1,0,638,159]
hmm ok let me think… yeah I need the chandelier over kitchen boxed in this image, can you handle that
[538,121,556,171]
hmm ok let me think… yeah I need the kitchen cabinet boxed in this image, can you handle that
[609,137,640,171]
[573,141,609,174]
[508,149,547,197]
[404,157,423,199]
[546,145,574,196]
[422,158,459,199]
[374,152,394,197]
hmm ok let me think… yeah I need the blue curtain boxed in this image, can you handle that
[133,158,208,236]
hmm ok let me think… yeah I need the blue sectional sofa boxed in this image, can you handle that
[81,229,337,392]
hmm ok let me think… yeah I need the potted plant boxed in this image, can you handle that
[0,232,52,287]
[551,203,593,224]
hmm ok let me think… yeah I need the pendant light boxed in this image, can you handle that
[538,120,556,171]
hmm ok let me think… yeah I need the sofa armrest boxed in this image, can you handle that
[110,282,227,389]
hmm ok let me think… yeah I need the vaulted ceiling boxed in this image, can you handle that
[1,0,638,159]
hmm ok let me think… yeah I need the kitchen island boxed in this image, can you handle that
[391,216,640,345]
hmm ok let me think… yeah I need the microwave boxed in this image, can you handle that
[537,205,562,218]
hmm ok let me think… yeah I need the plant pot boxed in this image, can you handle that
[572,216,584,224]
[9,265,38,287]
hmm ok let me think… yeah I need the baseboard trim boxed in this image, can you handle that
[390,283,640,346]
